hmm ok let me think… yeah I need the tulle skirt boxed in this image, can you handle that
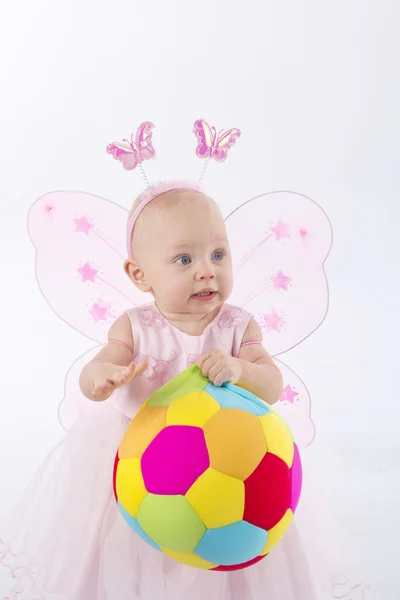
[0,402,369,600]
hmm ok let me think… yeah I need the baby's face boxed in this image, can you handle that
[133,191,233,317]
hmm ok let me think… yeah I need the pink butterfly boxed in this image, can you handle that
[28,188,332,448]
[106,121,155,170]
[193,119,241,162]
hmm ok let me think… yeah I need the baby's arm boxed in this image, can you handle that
[236,317,283,405]
[199,317,283,405]
[79,313,147,401]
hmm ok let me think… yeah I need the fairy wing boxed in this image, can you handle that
[135,121,155,161]
[29,187,330,443]
[57,346,107,429]
[226,191,332,355]
[28,191,148,344]
[225,191,332,446]
[213,128,241,162]
[272,358,315,447]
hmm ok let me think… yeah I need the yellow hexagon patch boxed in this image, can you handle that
[259,412,294,467]
[116,457,147,518]
[162,548,216,570]
[261,509,293,555]
[166,391,220,428]
[186,467,245,528]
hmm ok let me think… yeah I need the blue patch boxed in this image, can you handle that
[118,503,160,551]
[205,383,270,416]
[194,520,268,566]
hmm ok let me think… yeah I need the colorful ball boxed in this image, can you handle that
[113,364,302,571]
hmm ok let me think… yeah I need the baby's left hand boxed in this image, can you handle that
[198,349,242,387]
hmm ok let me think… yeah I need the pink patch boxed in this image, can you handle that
[290,444,302,512]
[141,426,209,495]
[113,453,119,501]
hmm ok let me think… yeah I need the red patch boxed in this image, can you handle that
[212,553,268,571]
[244,452,290,531]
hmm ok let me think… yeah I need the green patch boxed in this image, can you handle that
[147,364,209,407]
[137,493,206,552]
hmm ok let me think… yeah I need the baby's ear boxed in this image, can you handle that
[124,259,152,292]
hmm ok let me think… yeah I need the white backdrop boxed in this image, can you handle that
[1,0,399,597]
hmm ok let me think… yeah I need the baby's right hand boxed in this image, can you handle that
[91,359,148,401]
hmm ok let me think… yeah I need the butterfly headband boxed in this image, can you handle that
[106,119,241,258]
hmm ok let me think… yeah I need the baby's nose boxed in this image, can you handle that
[195,264,215,280]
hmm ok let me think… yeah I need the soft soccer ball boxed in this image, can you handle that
[113,364,302,571]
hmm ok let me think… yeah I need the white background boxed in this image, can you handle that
[1,1,399,598]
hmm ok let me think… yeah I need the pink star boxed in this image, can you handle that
[73,215,93,235]
[89,300,110,322]
[270,220,290,241]
[78,262,98,283]
[280,385,299,404]
[261,310,285,333]
[271,270,291,291]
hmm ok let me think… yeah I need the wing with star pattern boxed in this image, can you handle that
[226,191,332,354]
[28,190,149,430]
[28,191,147,344]
[28,190,332,444]
[225,191,332,445]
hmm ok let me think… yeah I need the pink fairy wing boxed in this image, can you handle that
[226,191,332,356]
[135,121,155,161]
[106,140,139,170]
[193,119,216,159]
[273,358,315,447]
[58,346,108,430]
[28,191,148,344]
[213,128,241,162]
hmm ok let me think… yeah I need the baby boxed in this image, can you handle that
[0,183,367,600]
[79,187,283,406]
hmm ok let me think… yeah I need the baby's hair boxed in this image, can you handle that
[126,187,223,258]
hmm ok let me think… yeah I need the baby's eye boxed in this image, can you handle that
[176,255,191,265]
[212,250,224,261]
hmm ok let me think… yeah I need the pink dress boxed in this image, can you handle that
[0,303,368,600]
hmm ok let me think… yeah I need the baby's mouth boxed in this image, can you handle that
[191,290,218,301]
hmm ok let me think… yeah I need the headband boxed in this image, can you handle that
[106,119,241,258]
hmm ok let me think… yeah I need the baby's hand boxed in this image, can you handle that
[91,359,148,400]
[198,349,242,387]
